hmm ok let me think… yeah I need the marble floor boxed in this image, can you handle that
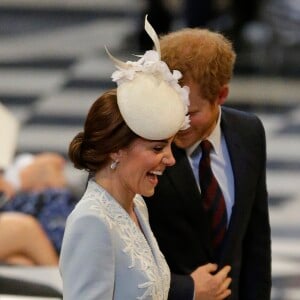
[0,1,299,299]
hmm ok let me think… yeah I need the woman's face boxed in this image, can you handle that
[116,137,175,197]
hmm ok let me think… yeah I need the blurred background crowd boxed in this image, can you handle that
[0,0,299,299]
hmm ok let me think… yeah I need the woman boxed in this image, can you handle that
[0,175,58,266]
[1,153,77,255]
[0,211,58,266]
[59,17,189,300]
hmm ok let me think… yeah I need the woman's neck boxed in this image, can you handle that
[94,171,135,214]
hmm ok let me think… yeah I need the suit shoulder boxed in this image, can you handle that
[222,105,264,129]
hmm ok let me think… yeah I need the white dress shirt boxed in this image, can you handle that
[186,108,235,224]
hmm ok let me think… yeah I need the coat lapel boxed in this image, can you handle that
[135,204,161,265]
[166,145,214,258]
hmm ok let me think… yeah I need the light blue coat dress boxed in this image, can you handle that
[59,180,170,300]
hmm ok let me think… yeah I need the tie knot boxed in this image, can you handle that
[200,140,212,154]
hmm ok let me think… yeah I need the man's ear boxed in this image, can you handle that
[218,85,229,105]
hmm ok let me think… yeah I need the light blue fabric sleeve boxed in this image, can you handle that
[59,213,115,300]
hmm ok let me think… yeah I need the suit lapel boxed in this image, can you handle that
[166,145,214,258]
[167,145,200,203]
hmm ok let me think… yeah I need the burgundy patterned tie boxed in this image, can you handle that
[199,140,227,254]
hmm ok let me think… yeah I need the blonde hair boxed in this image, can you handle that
[160,28,236,102]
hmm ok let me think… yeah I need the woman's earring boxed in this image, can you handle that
[110,160,119,170]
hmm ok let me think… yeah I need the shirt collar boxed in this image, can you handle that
[186,106,222,157]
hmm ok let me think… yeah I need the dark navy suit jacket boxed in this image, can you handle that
[145,106,272,300]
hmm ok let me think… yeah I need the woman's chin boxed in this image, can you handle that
[141,188,155,197]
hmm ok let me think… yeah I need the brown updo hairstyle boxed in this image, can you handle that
[69,89,138,173]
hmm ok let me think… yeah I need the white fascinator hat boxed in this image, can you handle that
[106,15,190,140]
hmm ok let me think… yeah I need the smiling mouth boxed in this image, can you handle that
[149,170,163,176]
[146,170,163,185]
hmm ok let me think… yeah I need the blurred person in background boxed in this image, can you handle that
[0,210,58,266]
[0,170,59,266]
[0,152,78,254]
[0,208,62,297]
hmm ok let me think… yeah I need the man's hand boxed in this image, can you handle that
[191,263,231,300]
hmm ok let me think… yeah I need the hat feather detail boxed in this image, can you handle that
[144,15,161,56]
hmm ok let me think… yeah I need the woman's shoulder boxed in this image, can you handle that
[66,181,113,228]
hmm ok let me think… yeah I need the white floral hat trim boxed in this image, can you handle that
[106,15,190,140]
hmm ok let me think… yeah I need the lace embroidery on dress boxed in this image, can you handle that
[87,181,170,300]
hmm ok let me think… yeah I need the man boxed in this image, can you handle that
[145,28,271,300]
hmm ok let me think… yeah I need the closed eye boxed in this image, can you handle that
[189,111,198,116]
[153,146,164,152]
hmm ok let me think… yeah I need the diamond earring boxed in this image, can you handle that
[110,160,119,170]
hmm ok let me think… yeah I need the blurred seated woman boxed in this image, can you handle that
[0,152,78,255]
[4,152,67,193]
[0,212,58,266]
[0,175,58,266]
